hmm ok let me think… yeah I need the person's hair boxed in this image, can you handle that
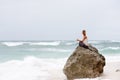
[82,30,86,36]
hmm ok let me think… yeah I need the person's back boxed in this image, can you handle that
[83,36,88,46]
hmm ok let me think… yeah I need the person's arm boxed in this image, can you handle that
[77,36,87,42]
[76,39,81,42]
[76,39,83,43]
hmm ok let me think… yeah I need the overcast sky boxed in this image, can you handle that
[0,0,120,40]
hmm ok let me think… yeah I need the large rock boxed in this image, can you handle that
[63,45,105,80]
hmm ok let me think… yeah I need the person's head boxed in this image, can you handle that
[82,30,86,36]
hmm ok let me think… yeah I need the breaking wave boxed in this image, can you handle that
[0,56,67,80]
[1,41,61,47]
[26,48,71,52]
[29,41,60,46]
[2,42,25,47]
[100,47,120,51]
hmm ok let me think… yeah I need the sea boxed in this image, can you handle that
[0,40,120,80]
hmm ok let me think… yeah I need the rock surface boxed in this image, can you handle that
[63,45,105,80]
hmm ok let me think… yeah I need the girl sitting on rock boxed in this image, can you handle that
[77,30,89,49]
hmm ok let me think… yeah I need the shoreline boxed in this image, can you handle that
[0,56,120,80]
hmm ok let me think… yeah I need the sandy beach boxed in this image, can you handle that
[100,62,120,80]
[74,61,120,80]
[47,58,120,80]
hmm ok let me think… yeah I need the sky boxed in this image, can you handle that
[0,0,120,40]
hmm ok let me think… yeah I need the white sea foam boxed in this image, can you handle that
[2,42,25,47]
[0,56,120,80]
[27,48,71,52]
[105,55,120,62]
[89,40,102,44]
[108,47,120,50]
[0,56,67,80]
[1,41,61,47]
[66,42,75,45]
[100,47,120,51]
[29,41,60,46]
[109,40,120,43]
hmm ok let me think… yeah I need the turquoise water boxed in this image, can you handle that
[0,40,120,62]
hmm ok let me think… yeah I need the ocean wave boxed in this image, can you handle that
[109,40,120,43]
[29,41,60,46]
[2,42,25,47]
[27,48,71,52]
[89,40,102,44]
[105,55,120,62]
[0,56,67,80]
[1,41,61,47]
[100,47,120,51]
[65,42,75,45]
